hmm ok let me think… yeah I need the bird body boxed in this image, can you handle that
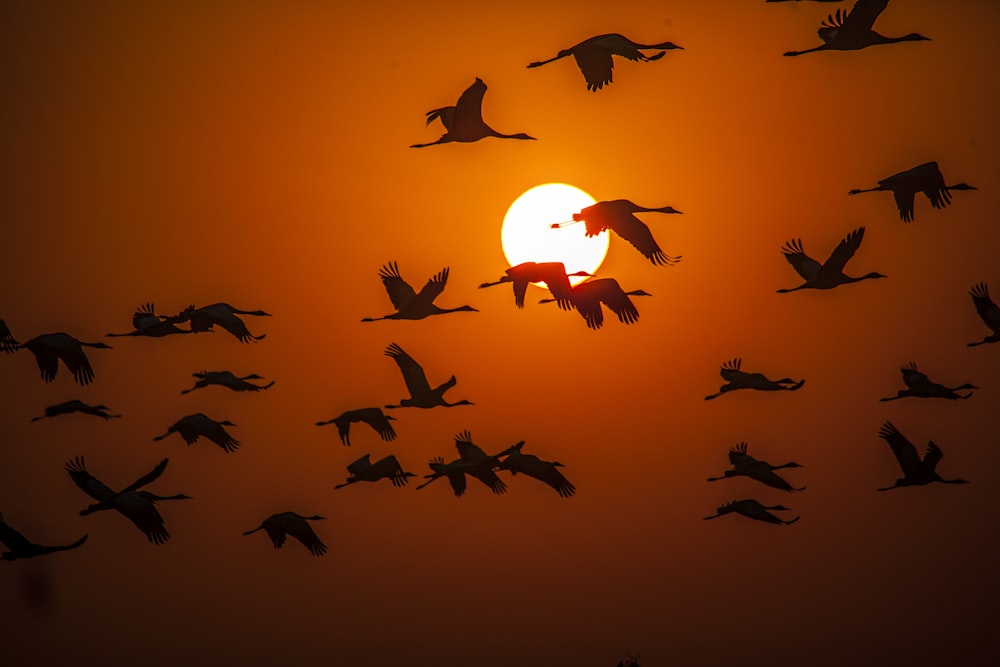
[168,303,270,343]
[528,33,683,91]
[362,262,477,321]
[0,513,88,561]
[557,200,682,266]
[479,261,590,310]
[967,282,1000,347]
[880,363,975,401]
[703,499,799,524]
[706,442,805,492]
[180,370,274,394]
[784,0,930,56]
[243,512,327,556]
[15,332,111,385]
[777,227,885,292]
[410,78,535,148]
[416,431,509,496]
[334,454,415,489]
[384,343,472,409]
[541,278,651,330]
[316,407,396,446]
[153,413,240,452]
[876,422,968,490]
[848,161,974,222]
[31,399,121,422]
[106,303,195,338]
[497,442,575,497]
[705,358,805,400]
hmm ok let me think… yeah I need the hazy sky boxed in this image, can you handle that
[2,1,998,665]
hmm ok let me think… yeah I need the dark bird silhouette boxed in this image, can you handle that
[876,422,969,491]
[362,262,477,321]
[153,413,240,452]
[768,1,843,3]
[31,399,121,422]
[706,442,805,492]
[617,654,641,667]
[527,33,683,91]
[65,456,190,544]
[410,78,535,148]
[243,512,327,556]
[783,0,929,56]
[105,303,196,338]
[14,332,112,385]
[540,277,652,330]
[496,441,576,498]
[551,200,682,266]
[1,319,19,352]
[334,454,415,490]
[777,227,885,292]
[478,261,591,310]
[705,358,805,400]
[967,282,1000,347]
[384,343,473,409]
[703,499,800,525]
[316,407,397,446]
[415,431,509,496]
[180,370,274,394]
[879,362,976,401]
[167,302,270,343]
[0,513,88,561]
[848,161,975,222]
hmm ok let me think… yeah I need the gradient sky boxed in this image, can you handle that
[2,1,999,665]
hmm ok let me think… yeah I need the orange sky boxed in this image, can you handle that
[2,1,998,665]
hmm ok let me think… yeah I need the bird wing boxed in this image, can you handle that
[61,346,96,386]
[878,422,921,475]
[132,303,160,331]
[567,284,605,330]
[452,78,487,135]
[65,457,116,502]
[356,407,396,442]
[446,469,468,497]
[207,423,240,453]
[534,263,575,309]
[455,431,489,463]
[840,0,889,35]
[780,239,821,282]
[409,268,449,310]
[424,106,455,132]
[120,458,170,494]
[900,364,931,390]
[509,457,575,497]
[346,454,373,476]
[385,343,432,397]
[921,441,944,474]
[31,345,60,382]
[820,227,865,276]
[593,281,641,325]
[377,262,417,311]
[0,516,35,552]
[890,188,916,222]
[468,467,507,494]
[288,521,327,556]
[117,494,170,544]
[264,523,287,549]
[211,312,259,343]
[609,214,669,265]
[574,47,614,91]
[0,319,19,352]
[919,163,951,210]
[970,283,1000,332]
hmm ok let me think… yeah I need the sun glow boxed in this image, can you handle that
[501,183,608,287]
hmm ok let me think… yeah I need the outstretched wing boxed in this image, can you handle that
[574,46,614,91]
[890,188,916,222]
[120,458,170,494]
[377,262,417,311]
[878,422,921,475]
[0,514,35,552]
[65,457,116,502]
[452,78,487,135]
[921,441,943,474]
[781,238,821,282]
[358,407,396,442]
[900,363,930,390]
[820,227,865,276]
[970,283,1000,333]
[346,454,373,476]
[1,319,20,352]
[408,268,449,310]
[838,0,889,36]
[608,214,671,265]
[455,430,490,463]
[385,343,432,397]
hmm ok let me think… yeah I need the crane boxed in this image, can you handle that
[243,512,327,556]
[316,407,397,446]
[334,454,415,489]
[0,513,88,561]
[496,441,576,497]
[180,370,274,394]
[552,200,683,266]
[540,278,651,330]
[361,262,477,321]
[106,303,196,338]
[166,302,270,343]
[876,422,969,491]
[879,362,976,401]
[31,399,122,422]
[706,442,805,492]
[777,227,885,292]
[784,0,929,56]
[153,413,241,453]
[479,261,591,310]
[410,78,535,148]
[384,342,473,409]
[528,33,683,91]
[705,358,805,400]
[416,431,509,496]
[967,282,1000,347]
[703,499,799,525]
[848,161,975,222]
[11,331,112,385]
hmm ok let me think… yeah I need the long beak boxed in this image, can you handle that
[549,219,579,228]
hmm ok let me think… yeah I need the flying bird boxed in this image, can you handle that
[876,422,969,491]
[848,161,975,222]
[243,512,327,556]
[153,413,240,453]
[1,319,20,352]
[540,277,652,330]
[31,399,122,422]
[705,358,805,400]
[66,456,190,544]
[777,227,885,292]
[552,200,682,266]
[105,303,196,338]
[703,499,800,525]
[0,513,88,561]
[496,441,576,497]
[333,454,415,489]
[967,282,1000,347]
[706,442,805,492]
[316,407,397,446]
[527,33,683,91]
[180,370,275,394]
[416,431,509,496]
[478,261,590,310]
[410,78,535,148]
[879,363,976,401]
[361,263,477,321]
[167,302,270,343]
[783,0,930,56]
[13,332,112,385]
[384,343,473,409]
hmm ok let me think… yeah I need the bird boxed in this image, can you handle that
[0,513,88,561]
[361,262,477,321]
[703,499,800,525]
[415,431,509,496]
[479,261,591,310]
[166,302,270,343]
[527,33,683,91]
[496,441,575,497]
[551,200,683,266]
[384,343,473,409]
[879,362,976,401]
[705,358,805,400]
[876,422,969,491]
[333,454,415,489]
[105,303,196,338]
[410,78,535,148]
[243,512,327,556]
[777,227,885,292]
[706,442,805,492]
[0,319,19,352]
[14,332,112,385]
[180,370,275,394]
[31,399,122,422]
[967,282,1000,347]
[783,0,930,57]
[65,456,191,544]
[153,413,240,452]
[316,407,397,446]
[539,277,652,330]
[848,161,975,222]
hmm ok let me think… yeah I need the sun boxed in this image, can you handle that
[501,183,609,287]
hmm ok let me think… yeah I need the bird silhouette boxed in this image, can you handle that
[876,422,969,491]
[0,513,88,561]
[528,33,683,91]
[415,431,509,496]
[105,303,196,338]
[167,303,270,343]
[153,413,240,452]
[180,370,274,394]
[879,362,976,401]
[362,263,477,321]
[479,261,591,310]
[384,343,473,409]
[1,319,21,352]
[617,653,641,667]
[316,407,397,446]
[243,512,327,556]
[410,78,535,148]
[848,161,975,222]
[703,499,800,524]
[706,442,805,492]
[12,332,112,385]
[783,0,930,56]
[777,227,885,292]
[705,358,805,400]
[551,200,682,266]
[334,454,415,489]
[540,277,652,330]
[31,399,122,422]
[496,441,576,497]
[66,456,190,544]
[967,282,1000,347]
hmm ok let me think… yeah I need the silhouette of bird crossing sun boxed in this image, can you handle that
[410,78,535,148]
[848,161,975,222]
[552,199,683,266]
[361,262,477,321]
[479,261,590,310]
[527,33,683,91]
[777,227,885,292]
[540,277,652,330]
[783,0,930,57]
